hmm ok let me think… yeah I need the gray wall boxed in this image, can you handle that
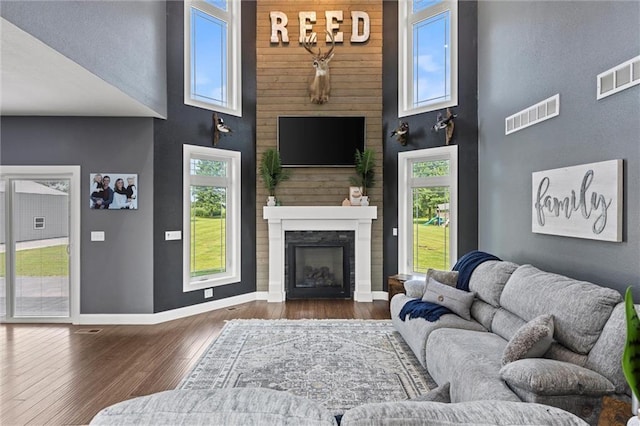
[0,117,155,314]
[477,1,640,296]
[152,1,257,312]
[1,0,167,117]
[382,0,479,284]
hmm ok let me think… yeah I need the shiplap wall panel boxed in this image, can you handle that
[256,0,384,294]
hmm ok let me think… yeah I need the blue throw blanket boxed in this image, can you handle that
[453,250,501,291]
[399,299,452,322]
[398,250,501,323]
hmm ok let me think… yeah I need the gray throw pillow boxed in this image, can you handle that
[501,314,554,366]
[404,280,427,299]
[427,268,459,287]
[422,277,474,321]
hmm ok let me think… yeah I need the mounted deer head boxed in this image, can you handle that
[302,30,335,104]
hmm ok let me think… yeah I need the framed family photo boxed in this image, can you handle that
[90,173,138,210]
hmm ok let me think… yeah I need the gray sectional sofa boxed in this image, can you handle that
[90,387,589,425]
[391,260,629,425]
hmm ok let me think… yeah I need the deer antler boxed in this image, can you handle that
[302,31,335,59]
[302,32,318,56]
[324,30,335,58]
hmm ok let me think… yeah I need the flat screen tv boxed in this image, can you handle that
[277,116,365,167]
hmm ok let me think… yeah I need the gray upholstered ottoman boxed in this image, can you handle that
[90,388,337,425]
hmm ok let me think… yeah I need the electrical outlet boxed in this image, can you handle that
[392,228,398,236]
[91,231,105,241]
[204,288,213,298]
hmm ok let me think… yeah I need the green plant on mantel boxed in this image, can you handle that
[350,148,376,196]
[260,148,290,197]
[623,286,640,415]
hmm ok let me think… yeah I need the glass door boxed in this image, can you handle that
[6,179,71,319]
[0,187,5,319]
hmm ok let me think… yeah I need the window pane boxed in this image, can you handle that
[413,11,450,107]
[190,158,228,177]
[412,159,450,177]
[205,0,227,11]
[413,0,443,13]
[190,185,227,278]
[191,8,227,106]
[13,180,70,318]
[412,186,450,273]
[0,197,4,317]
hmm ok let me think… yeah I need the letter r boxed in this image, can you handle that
[270,11,289,43]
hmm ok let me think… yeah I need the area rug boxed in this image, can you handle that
[178,319,434,414]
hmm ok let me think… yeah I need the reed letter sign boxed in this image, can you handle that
[532,159,622,242]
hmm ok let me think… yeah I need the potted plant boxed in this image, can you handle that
[350,148,376,206]
[623,287,640,424]
[260,148,290,206]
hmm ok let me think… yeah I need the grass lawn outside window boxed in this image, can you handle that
[190,216,226,277]
[0,245,68,277]
[412,219,450,273]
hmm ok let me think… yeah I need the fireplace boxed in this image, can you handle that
[263,206,377,302]
[285,231,354,299]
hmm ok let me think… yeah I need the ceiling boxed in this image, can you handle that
[0,18,161,117]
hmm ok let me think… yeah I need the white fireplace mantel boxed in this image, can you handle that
[263,206,377,302]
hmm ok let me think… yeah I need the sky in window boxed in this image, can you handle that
[413,0,443,13]
[191,8,227,105]
[205,0,227,12]
[413,11,450,106]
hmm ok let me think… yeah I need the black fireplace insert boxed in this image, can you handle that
[285,231,354,299]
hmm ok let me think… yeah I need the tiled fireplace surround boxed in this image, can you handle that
[263,206,377,302]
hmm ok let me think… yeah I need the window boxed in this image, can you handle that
[33,217,45,230]
[398,146,457,275]
[183,144,241,291]
[184,0,242,116]
[399,0,457,117]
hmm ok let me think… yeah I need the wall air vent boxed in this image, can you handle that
[597,55,640,100]
[505,94,560,135]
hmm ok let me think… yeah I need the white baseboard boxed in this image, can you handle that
[372,291,389,301]
[255,291,269,300]
[76,290,390,325]
[76,292,257,325]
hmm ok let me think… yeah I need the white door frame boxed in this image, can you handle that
[0,165,81,323]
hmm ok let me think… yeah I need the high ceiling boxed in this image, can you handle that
[0,18,161,117]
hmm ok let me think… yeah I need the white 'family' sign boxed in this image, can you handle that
[532,159,622,242]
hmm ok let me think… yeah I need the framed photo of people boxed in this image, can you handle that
[90,173,138,210]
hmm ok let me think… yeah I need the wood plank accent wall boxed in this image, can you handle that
[256,0,383,293]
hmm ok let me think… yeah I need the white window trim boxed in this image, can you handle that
[398,145,458,275]
[398,0,458,118]
[184,0,242,117]
[183,144,241,292]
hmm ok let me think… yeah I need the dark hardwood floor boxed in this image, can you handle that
[1,300,390,425]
